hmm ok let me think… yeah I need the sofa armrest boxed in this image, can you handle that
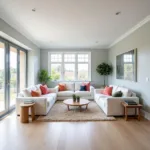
[16,97,48,115]
[90,86,95,97]
[54,85,59,93]
[94,89,104,94]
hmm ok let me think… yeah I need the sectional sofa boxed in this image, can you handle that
[16,82,94,115]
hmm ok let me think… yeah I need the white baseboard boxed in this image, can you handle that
[141,109,150,120]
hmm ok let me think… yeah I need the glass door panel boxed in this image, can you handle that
[20,50,26,91]
[9,46,17,107]
[0,42,6,114]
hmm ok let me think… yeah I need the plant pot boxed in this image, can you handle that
[77,98,80,102]
[73,98,76,102]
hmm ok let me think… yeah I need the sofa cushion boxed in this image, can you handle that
[110,85,118,95]
[35,84,42,90]
[59,82,74,91]
[75,91,91,97]
[75,82,82,91]
[57,91,74,97]
[40,93,56,98]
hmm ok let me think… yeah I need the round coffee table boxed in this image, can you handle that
[63,99,90,111]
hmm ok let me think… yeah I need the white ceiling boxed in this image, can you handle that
[0,0,150,49]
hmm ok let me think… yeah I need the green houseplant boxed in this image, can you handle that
[72,94,76,102]
[76,96,80,102]
[38,69,51,85]
[96,63,112,87]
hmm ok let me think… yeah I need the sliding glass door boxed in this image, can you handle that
[9,46,18,108]
[0,42,6,116]
[0,38,27,117]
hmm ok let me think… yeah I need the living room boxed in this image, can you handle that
[0,0,150,150]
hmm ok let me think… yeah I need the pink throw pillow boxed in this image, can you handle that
[82,82,90,91]
[40,85,48,95]
[102,86,113,96]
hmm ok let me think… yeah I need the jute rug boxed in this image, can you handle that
[37,101,116,122]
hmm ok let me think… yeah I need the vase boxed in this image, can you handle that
[73,98,76,102]
[77,98,80,102]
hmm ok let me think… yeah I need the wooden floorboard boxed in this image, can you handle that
[0,112,150,150]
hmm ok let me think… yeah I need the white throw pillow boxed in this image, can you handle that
[22,86,37,97]
[22,89,32,97]
[117,87,131,97]
[75,82,82,91]
[110,85,118,95]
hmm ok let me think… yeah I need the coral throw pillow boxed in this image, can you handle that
[31,89,41,97]
[58,84,66,91]
[102,86,113,96]
[82,82,90,91]
[40,85,48,95]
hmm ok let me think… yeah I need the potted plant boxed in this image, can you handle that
[38,69,51,85]
[72,94,76,102]
[76,96,80,102]
[96,63,112,87]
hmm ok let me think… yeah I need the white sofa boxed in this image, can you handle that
[55,82,94,100]
[16,84,57,115]
[94,85,139,116]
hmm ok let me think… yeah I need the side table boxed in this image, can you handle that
[20,103,35,123]
[122,102,142,121]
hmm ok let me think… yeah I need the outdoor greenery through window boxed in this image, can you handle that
[49,52,91,81]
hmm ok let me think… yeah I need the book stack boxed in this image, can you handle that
[24,100,35,104]
[124,100,137,105]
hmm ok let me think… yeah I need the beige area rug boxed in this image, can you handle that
[37,101,116,122]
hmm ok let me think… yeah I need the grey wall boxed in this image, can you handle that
[108,21,150,113]
[0,18,40,86]
[40,49,108,88]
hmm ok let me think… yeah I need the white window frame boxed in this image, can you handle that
[48,52,91,81]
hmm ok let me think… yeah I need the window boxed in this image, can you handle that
[49,52,91,81]
[124,54,132,62]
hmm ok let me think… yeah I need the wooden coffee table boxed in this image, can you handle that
[63,99,90,111]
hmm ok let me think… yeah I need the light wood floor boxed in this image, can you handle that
[0,112,150,150]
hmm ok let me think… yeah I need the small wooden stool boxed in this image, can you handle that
[122,102,142,121]
[20,103,35,123]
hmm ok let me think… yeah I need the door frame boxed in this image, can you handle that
[0,37,28,118]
